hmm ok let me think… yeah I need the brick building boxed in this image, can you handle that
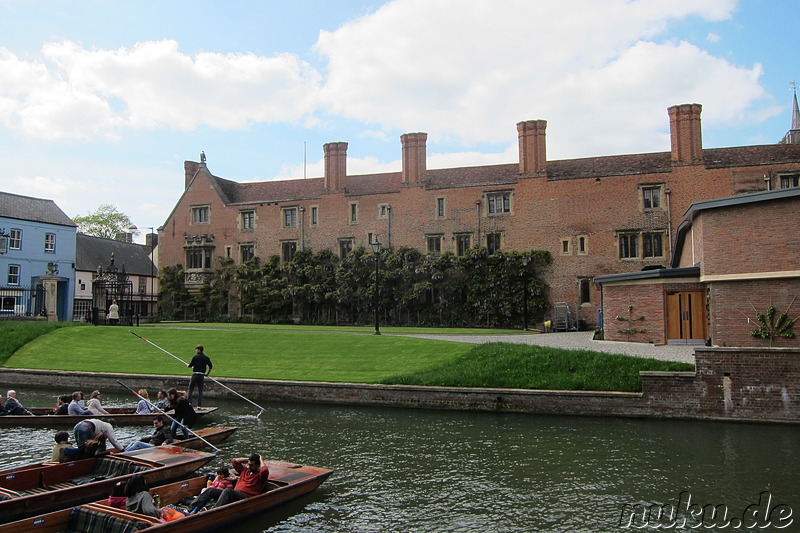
[159,103,800,326]
[596,188,800,346]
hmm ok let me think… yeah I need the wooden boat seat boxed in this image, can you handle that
[70,457,149,485]
[0,486,20,500]
[67,505,152,533]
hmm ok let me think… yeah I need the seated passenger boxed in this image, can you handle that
[85,390,110,415]
[135,389,156,414]
[189,454,270,513]
[125,415,173,451]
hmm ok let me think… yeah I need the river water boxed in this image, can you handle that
[3,388,798,532]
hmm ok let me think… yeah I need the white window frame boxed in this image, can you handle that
[44,233,56,253]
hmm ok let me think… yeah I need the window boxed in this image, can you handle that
[378,204,389,218]
[9,229,21,250]
[240,244,255,263]
[7,265,20,285]
[642,186,662,210]
[191,206,210,224]
[138,278,147,294]
[486,233,501,254]
[350,203,358,223]
[241,210,255,230]
[338,239,353,258]
[44,233,56,253]
[561,238,571,255]
[186,249,212,269]
[426,235,442,255]
[578,236,588,255]
[619,233,639,259]
[780,175,800,188]
[282,207,297,228]
[643,232,664,258]
[487,192,511,214]
[436,198,445,218]
[282,241,297,262]
[311,206,318,226]
[2,296,16,311]
[579,279,591,304]
[456,234,471,256]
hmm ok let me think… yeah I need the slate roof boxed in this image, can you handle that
[0,191,77,227]
[195,142,800,205]
[76,233,157,277]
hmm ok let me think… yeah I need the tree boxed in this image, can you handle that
[73,204,135,239]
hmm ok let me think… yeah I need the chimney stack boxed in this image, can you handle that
[323,142,348,191]
[184,161,200,190]
[401,132,428,185]
[668,104,703,165]
[517,120,547,175]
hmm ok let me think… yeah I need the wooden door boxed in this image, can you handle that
[666,291,707,343]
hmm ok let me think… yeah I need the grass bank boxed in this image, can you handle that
[1,322,693,392]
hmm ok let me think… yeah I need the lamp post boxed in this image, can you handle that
[371,239,382,335]
[129,225,156,318]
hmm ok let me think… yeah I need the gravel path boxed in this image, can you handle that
[399,331,696,364]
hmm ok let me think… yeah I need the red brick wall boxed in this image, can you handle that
[643,347,800,421]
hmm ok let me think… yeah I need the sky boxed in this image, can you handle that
[0,0,797,240]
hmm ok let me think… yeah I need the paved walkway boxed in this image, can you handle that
[401,331,696,364]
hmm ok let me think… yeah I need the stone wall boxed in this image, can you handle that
[2,346,797,423]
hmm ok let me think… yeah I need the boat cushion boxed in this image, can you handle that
[91,458,150,478]
[68,506,150,533]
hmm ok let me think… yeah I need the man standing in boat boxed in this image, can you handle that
[187,345,213,407]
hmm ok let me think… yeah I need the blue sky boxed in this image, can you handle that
[0,0,797,238]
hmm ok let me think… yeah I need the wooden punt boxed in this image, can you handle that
[0,406,218,427]
[0,446,215,524]
[0,460,333,533]
[129,426,238,452]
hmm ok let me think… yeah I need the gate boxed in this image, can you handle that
[91,253,134,325]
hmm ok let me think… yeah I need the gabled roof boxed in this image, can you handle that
[76,233,157,277]
[0,191,77,227]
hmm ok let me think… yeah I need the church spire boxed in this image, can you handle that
[780,81,800,144]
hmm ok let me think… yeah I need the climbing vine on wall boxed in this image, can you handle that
[747,297,797,346]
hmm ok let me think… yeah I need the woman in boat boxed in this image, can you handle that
[85,390,109,415]
[108,481,127,510]
[125,473,161,518]
[167,388,196,440]
[54,394,72,415]
[135,389,156,414]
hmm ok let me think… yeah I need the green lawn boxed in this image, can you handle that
[1,322,694,392]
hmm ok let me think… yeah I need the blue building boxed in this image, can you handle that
[0,191,77,321]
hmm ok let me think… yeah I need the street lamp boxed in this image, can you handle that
[371,239,382,335]
[128,225,156,318]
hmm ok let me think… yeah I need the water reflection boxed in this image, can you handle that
[3,388,798,532]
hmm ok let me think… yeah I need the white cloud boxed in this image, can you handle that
[314,0,763,157]
[0,40,322,140]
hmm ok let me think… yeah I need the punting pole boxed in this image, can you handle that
[116,379,221,453]
[128,330,267,416]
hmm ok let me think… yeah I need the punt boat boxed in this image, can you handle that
[131,426,237,452]
[0,446,215,524]
[0,460,332,533]
[0,406,218,427]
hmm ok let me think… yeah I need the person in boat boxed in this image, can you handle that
[189,454,270,513]
[154,390,169,410]
[204,467,236,492]
[73,418,125,452]
[82,434,109,458]
[54,394,72,415]
[124,415,174,451]
[187,345,213,407]
[167,388,196,440]
[85,390,110,415]
[68,391,92,416]
[51,431,72,462]
[135,389,157,414]
[5,390,32,415]
[108,481,127,510]
[125,473,161,518]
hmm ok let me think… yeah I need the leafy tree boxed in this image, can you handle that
[73,204,135,239]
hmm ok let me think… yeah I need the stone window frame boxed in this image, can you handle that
[349,202,358,224]
[486,232,502,254]
[240,210,255,231]
[618,232,639,259]
[310,205,319,226]
[191,205,210,225]
[640,184,664,211]
[338,238,354,258]
[378,203,390,219]
[426,234,443,255]
[455,233,471,257]
[436,197,446,219]
[642,231,665,259]
[240,242,256,263]
[485,190,512,216]
[560,238,571,255]
[779,172,800,189]
[281,240,297,262]
[282,207,298,228]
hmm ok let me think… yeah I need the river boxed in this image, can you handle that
[3,387,798,532]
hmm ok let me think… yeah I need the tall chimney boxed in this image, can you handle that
[668,104,703,165]
[184,161,199,190]
[401,132,428,185]
[323,142,348,191]
[517,120,547,175]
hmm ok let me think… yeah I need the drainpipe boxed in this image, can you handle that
[665,187,673,260]
[476,200,482,246]
[387,205,392,249]
[299,206,305,251]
